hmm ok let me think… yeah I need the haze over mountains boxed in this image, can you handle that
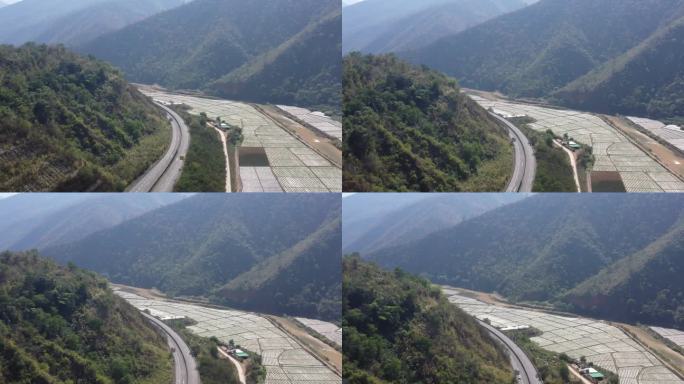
[342,0,533,54]
[0,194,341,321]
[0,0,191,46]
[402,0,684,118]
[81,0,342,110]
[346,194,684,328]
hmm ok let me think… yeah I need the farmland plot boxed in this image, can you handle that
[141,88,342,192]
[442,288,683,384]
[295,317,342,348]
[114,289,341,384]
[277,105,342,141]
[651,327,684,349]
[469,95,684,192]
[627,117,684,153]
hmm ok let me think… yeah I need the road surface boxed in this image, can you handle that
[478,320,542,384]
[143,313,200,384]
[490,112,536,192]
[217,347,246,384]
[128,103,190,192]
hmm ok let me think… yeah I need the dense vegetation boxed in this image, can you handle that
[343,53,513,191]
[0,44,169,191]
[343,0,527,54]
[361,194,684,327]
[403,0,684,118]
[173,110,226,192]
[0,250,171,383]
[513,121,577,192]
[43,194,342,321]
[343,256,514,383]
[81,0,341,112]
[0,0,186,46]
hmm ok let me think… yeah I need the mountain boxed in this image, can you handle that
[343,0,529,54]
[403,0,684,101]
[43,194,341,320]
[343,256,514,383]
[0,44,170,192]
[81,0,341,111]
[0,250,171,383]
[343,53,513,192]
[553,15,684,119]
[342,193,432,250]
[0,193,187,251]
[343,193,526,255]
[217,215,341,321]
[364,194,684,327]
[0,0,188,46]
[563,221,684,328]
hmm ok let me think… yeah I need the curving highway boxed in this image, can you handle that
[489,112,536,192]
[479,320,542,384]
[143,313,200,384]
[128,103,190,192]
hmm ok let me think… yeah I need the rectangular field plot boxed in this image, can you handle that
[113,289,341,384]
[651,327,684,348]
[441,287,683,384]
[139,88,341,192]
[295,317,342,347]
[628,117,684,152]
[469,95,684,192]
[277,105,342,140]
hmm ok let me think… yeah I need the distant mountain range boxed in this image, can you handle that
[0,193,186,251]
[8,194,343,321]
[402,0,684,118]
[80,0,341,111]
[342,193,525,254]
[347,194,684,328]
[343,0,530,54]
[0,0,190,46]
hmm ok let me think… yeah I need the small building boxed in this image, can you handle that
[568,141,582,150]
[580,367,604,382]
[233,348,249,360]
[219,122,231,130]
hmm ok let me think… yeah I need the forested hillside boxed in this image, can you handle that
[0,44,170,191]
[564,221,684,328]
[0,0,188,46]
[343,256,514,383]
[403,0,684,112]
[343,54,513,192]
[81,0,341,111]
[343,0,528,54]
[362,194,684,327]
[43,194,341,320]
[554,15,684,119]
[0,250,171,383]
[217,216,342,321]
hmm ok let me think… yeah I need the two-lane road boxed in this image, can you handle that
[489,112,536,192]
[479,320,542,384]
[143,313,200,384]
[128,103,190,192]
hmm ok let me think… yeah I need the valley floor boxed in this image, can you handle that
[112,287,342,384]
[138,86,342,193]
[441,287,684,384]
[466,90,684,192]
